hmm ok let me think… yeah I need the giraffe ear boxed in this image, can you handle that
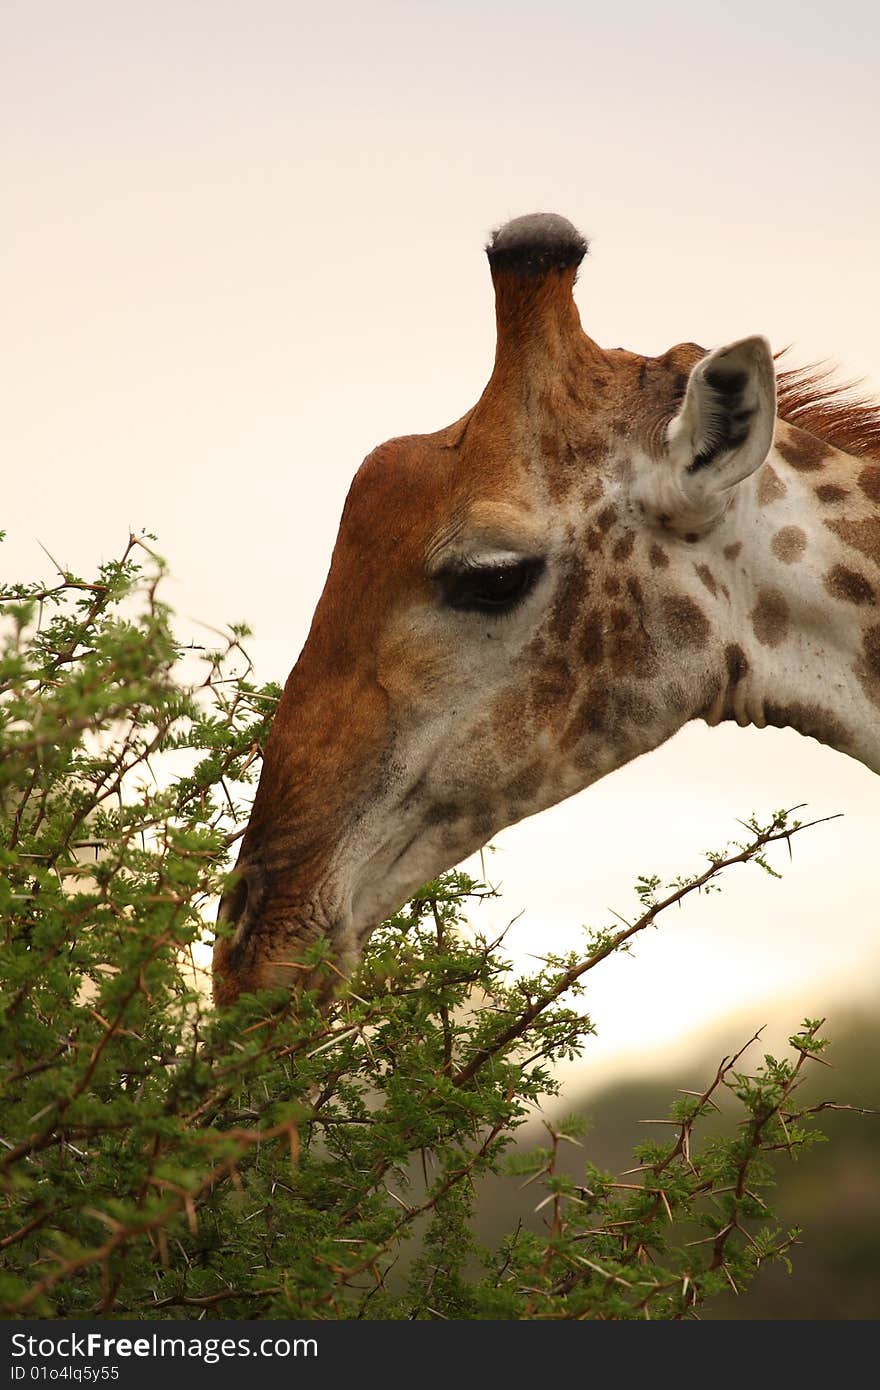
[666,336,776,519]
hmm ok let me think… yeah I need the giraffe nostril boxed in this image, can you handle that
[220,873,249,923]
[217,861,264,949]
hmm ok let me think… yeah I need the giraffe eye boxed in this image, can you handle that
[437,557,545,615]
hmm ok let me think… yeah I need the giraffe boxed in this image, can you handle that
[213,212,880,1005]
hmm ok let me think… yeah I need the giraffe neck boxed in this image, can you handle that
[699,428,880,774]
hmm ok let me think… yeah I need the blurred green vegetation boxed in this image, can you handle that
[473,1006,880,1319]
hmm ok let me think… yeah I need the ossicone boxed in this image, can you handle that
[486,213,589,278]
[484,212,592,375]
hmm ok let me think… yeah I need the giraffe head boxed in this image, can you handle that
[213,212,874,1005]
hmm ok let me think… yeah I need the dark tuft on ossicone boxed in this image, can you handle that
[487,213,589,277]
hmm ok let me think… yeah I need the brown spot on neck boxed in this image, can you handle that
[815,483,848,505]
[660,593,711,650]
[863,625,880,680]
[612,530,635,562]
[609,607,657,678]
[581,609,605,668]
[725,643,749,685]
[614,685,658,728]
[771,526,807,564]
[627,575,644,605]
[757,465,787,506]
[694,563,718,596]
[825,564,875,606]
[649,543,670,569]
[859,464,880,504]
[827,516,880,567]
[775,428,829,472]
[857,628,880,708]
[723,541,743,561]
[857,627,880,708]
[751,589,790,647]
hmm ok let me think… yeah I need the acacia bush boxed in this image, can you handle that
[0,534,866,1319]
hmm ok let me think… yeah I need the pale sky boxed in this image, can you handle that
[4,1,880,1088]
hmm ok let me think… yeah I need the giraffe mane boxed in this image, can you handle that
[776,357,880,462]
